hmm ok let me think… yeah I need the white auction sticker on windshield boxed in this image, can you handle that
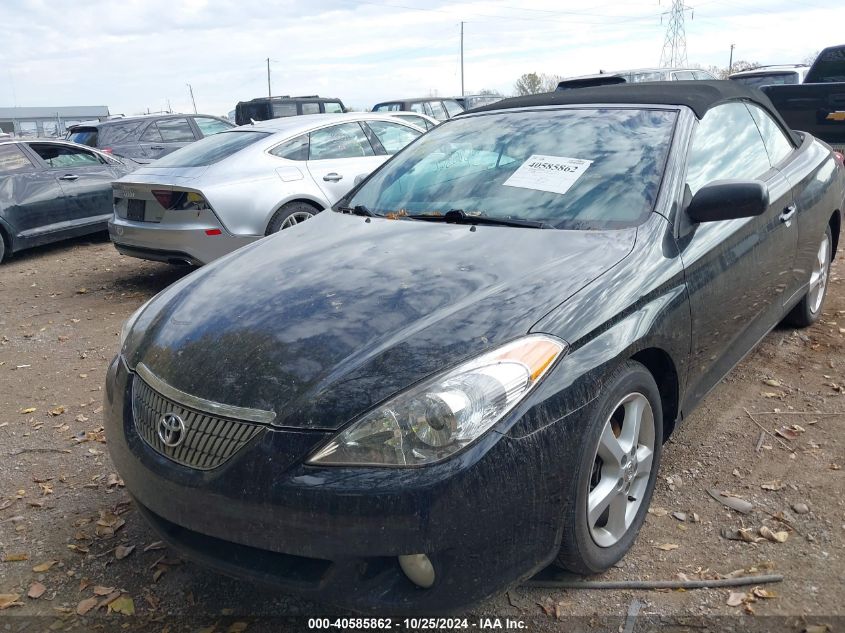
[502,155,593,196]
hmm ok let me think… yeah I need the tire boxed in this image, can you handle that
[784,225,833,328]
[555,360,663,575]
[0,232,5,264]
[266,201,319,235]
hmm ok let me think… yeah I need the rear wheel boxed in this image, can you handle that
[555,360,663,574]
[785,225,832,328]
[266,202,318,235]
[0,232,6,263]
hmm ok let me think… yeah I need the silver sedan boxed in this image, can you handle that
[108,113,424,265]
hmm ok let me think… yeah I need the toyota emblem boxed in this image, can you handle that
[158,413,186,447]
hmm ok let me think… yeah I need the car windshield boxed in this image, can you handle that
[731,72,800,88]
[152,131,270,168]
[346,108,677,229]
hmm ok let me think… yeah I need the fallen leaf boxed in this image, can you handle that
[108,595,135,615]
[727,591,746,607]
[0,594,22,610]
[93,586,115,596]
[143,541,165,552]
[647,507,669,517]
[19,407,36,414]
[671,511,687,522]
[48,406,65,416]
[106,473,124,488]
[761,481,784,491]
[32,560,57,572]
[27,582,46,599]
[98,591,122,609]
[67,544,89,554]
[3,552,28,562]
[803,625,832,633]
[76,596,98,615]
[759,526,789,543]
[228,624,249,633]
[115,545,135,560]
[75,414,89,423]
[752,587,776,599]
[775,426,801,440]
[707,489,753,514]
[762,379,782,387]
[655,543,679,551]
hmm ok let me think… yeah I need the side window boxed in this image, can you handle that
[301,103,320,115]
[157,118,196,142]
[672,71,695,81]
[194,117,232,136]
[442,100,464,117]
[324,102,344,113]
[29,144,103,168]
[428,101,448,120]
[409,102,426,114]
[100,121,146,145]
[0,144,36,173]
[686,103,772,195]
[745,104,794,166]
[693,70,715,80]
[308,123,375,160]
[269,134,309,161]
[140,123,162,142]
[365,121,422,154]
[272,103,297,118]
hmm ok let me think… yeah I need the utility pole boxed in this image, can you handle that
[460,21,465,97]
[186,83,197,114]
[267,58,272,98]
[728,44,735,75]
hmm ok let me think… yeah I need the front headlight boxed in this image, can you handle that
[307,334,566,467]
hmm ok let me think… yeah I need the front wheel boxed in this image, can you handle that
[555,360,663,574]
[784,225,833,328]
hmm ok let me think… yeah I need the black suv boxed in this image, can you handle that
[234,96,346,126]
[66,114,233,163]
[371,98,464,121]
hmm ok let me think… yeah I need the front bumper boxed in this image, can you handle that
[109,215,256,265]
[104,356,580,614]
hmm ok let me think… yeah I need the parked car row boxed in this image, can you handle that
[102,81,843,613]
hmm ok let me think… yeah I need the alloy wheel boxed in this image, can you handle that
[587,392,656,548]
[808,233,831,315]
[280,211,314,230]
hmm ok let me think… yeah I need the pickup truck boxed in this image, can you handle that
[763,45,845,153]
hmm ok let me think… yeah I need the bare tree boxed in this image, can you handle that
[802,50,819,67]
[541,74,563,92]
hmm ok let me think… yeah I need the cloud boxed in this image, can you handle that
[0,0,835,116]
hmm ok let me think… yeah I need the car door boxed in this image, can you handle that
[26,142,120,226]
[745,102,806,303]
[0,143,68,243]
[138,118,197,160]
[305,122,384,203]
[677,102,797,407]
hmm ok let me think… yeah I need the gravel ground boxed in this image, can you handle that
[0,233,843,632]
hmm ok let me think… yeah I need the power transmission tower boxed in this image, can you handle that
[659,0,692,68]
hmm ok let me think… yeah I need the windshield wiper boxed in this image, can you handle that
[407,209,549,229]
[336,204,374,217]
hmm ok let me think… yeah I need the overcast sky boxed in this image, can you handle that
[0,0,839,116]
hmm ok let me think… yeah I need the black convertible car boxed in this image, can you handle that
[105,82,843,613]
[0,140,132,262]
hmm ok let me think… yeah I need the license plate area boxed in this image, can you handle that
[127,199,146,222]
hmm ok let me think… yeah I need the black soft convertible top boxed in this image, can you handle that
[469,80,797,143]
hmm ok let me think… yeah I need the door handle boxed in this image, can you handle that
[323,173,343,182]
[779,204,797,223]
[150,145,165,150]
[58,174,79,181]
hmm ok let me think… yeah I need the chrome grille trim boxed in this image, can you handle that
[136,362,276,425]
[132,369,266,470]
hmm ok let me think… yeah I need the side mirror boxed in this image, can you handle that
[686,180,769,223]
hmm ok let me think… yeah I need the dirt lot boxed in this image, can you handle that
[0,234,843,632]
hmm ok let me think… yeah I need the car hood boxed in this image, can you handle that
[125,211,636,430]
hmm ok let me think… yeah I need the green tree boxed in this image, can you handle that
[514,73,545,96]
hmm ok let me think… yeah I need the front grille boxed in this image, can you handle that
[132,375,265,470]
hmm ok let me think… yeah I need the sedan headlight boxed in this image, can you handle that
[307,335,566,467]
